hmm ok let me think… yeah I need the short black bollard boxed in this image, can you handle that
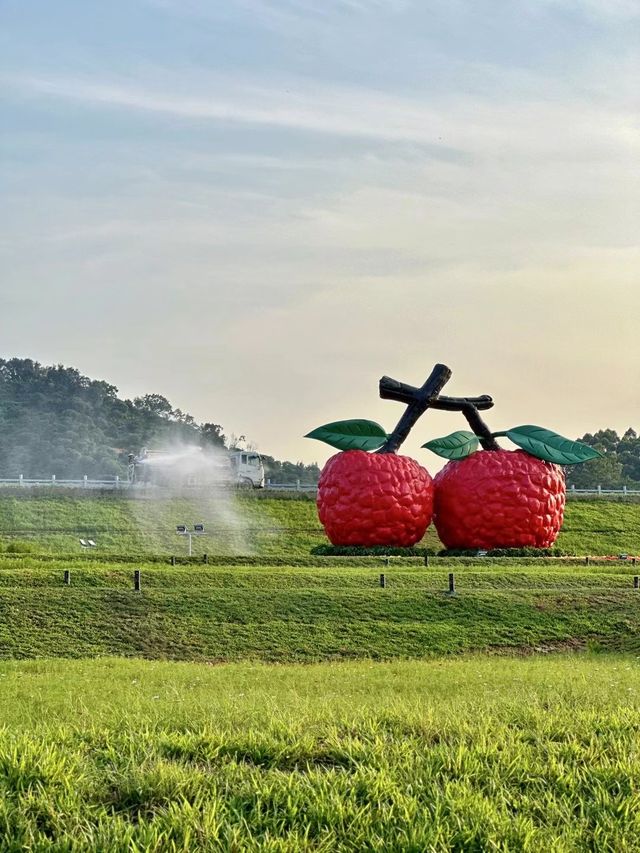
[448,572,455,595]
[170,556,176,566]
[203,553,208,564]
[424,555,429,567]
[134,570,141,591]
[379,573,386,588]
[585,556,590,566]
[63,570,70,586]
[634,576,639,590]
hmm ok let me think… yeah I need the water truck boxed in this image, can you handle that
[127,447,265,489]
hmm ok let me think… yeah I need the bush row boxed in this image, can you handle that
[312,544,574,558]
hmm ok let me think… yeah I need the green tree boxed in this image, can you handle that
[200,423,226,449]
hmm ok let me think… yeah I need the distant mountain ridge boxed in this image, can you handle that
[0,358,320,483]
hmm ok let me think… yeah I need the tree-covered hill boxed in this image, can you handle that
[0,358,635,487]
[0,358,320,482]
[567,429,640,489]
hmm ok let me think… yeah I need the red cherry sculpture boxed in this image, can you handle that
[306,364,453,548]
[307,362,599,551]
[424,419,600,551]
[318,450,434,546]
[433,449,566,549]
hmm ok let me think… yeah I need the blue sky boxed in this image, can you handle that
[1,0,638,464]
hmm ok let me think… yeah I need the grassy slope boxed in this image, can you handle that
[2,655,640,850]
[0,493,639,662]
[2,556,640,661]
[0,491,639,556]
[2,496,640,847]
[0,492,327,556]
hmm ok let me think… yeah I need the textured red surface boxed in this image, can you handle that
[433,449,566,549]
[317,450,434,546]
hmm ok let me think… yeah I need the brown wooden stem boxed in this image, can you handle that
[377,364,452,454]
[461,402,500,451]
[379,377,494,413]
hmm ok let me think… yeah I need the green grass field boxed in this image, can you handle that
[1,554,640,661]
[0,491,639,556]
[3,655,640,850]
[2,492,640,849]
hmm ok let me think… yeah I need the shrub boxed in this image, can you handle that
[438,546,574,557]
[4,540,36,554]
[311,544,438,557]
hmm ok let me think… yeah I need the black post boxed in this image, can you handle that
[634,576,639,590]
[171,556,176,566]
[134,569,141,591]
[585,556,590,566]
[424,555,429,567]
[63,569,70,586]
[448,572,455,594]
[379,573,386,588]
[203,553,208,564]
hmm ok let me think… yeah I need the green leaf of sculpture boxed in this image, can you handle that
[505,425,603,465]
[304,419,388,451]
[422,431,480,460]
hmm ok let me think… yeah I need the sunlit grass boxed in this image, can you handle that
[2,655,640,850]
[1,555,640,661]
[0,493,638,556]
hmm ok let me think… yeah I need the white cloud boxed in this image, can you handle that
[3,1,639,462]
[8,73,638,163]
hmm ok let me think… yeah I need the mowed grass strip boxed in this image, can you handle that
[2,655,640,850]
[0,559,639,589]
[1,493,640,555]
[1,577,640,660]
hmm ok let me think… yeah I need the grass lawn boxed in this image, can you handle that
[2,654,640,850]
[2,493,640,849]
[1,555,640,661]
[0,492,639,556]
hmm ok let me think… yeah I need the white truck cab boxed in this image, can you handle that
[127,447,265,489]
[230,451,265,489]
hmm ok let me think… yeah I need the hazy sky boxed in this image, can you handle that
[1,0,638,468]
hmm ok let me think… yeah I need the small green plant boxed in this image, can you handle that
[4,539,35,554]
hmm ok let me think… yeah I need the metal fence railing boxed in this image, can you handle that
[0,475,319,492]
[568,486,640,496]
[0,475,124,488]
[265,480,317,492]
[0,477,637,496]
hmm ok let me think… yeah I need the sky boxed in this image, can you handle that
[1,0,638,469]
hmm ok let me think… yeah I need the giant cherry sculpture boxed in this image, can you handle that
[306,363,497,547]
[306,364,452,546]
[423,401,600,550]
[307,364,599,550]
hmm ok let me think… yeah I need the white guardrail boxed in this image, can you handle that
[568,486,640,496]
[0,477,636,495]
[0,476,319,491]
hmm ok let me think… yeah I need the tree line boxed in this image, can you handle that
[0,359,320,484]
[0,359,636,488]
[566,429,640,490]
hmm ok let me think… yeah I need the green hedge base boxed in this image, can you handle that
[311,544,574,558]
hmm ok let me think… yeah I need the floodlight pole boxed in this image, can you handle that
[176,526,206,557]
